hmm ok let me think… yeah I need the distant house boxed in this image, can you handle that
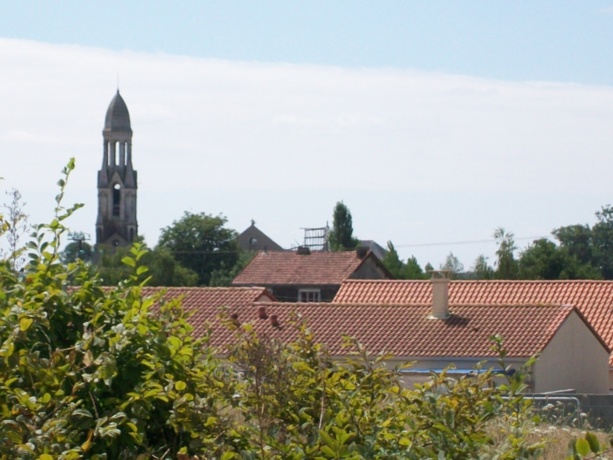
[334,278,613,390]
[139,282,609,394]
[231,247,393,302]
[172,279,609,394]
[358,240,388,261]
[238,221,284,252]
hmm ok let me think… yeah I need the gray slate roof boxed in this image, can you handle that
[104,90,132,133]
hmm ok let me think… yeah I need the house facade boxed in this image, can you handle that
[141,282,609,394]
[334,278,613,390]
[186,299,608,394]
[232,247,392,302]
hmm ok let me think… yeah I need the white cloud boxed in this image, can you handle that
[1,37,612,267]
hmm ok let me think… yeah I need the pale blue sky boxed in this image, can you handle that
[1,2,613,270]
[3,1,613,84]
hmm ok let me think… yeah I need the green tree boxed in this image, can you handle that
[440,252,464,278]
[518,238,600,280]
[209,248,255,286]
[494,227,518,279]
[381,241,404,278]
[405,255,427,279]
[157,211,239,285]
[381,243,427,280]
[553,224,594,266]
[552,215,612,280]
[0,160,230,458]
[95,245,199,286]
[472,255,494,279]
[95,245,133,284]
[592,205,613,279]
[61,239,94,264]
[328,201,359,251]
[518,238,568,279]
[144,247,199,286]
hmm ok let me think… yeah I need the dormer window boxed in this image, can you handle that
[299,289,321,302]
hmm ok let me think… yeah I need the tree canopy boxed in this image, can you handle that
[440,252,464,278]
[61,239,94,264]
[493,227,518,279]
[95,245,199,286]
[381,242,428,280]
[157,211,239,286]
[328,201,359,251]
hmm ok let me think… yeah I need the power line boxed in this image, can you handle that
[395,235,550,249]
[161,235,551,255]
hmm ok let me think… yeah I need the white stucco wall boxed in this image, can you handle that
[534,311,609,394]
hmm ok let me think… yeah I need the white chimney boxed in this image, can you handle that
[430,270,450,319]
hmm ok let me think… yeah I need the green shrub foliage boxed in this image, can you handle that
[0,160,544,459]
[0,161,227,459]
[215,326,543,460]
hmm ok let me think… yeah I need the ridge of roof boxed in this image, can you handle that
[341,278,613,284]
[253,300,569,309]
[142,286,270,292]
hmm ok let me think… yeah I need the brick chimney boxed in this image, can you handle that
[430,270,450,319]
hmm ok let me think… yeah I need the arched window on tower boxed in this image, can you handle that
[112,184,121,217]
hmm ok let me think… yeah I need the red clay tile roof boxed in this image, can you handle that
[134,284,604,362]
[187,301,575,359]
[232,250,381,286]
[334,280,613,341]
[334,279,613,360]
[133,281,604,359]
[141,286,273,340]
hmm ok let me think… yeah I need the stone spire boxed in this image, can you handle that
[95,91,138,248]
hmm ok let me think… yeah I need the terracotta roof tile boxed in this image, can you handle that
[199,301,574,359]
[232,250,376,286]
[141,286,273,340]
[334,279,613,362]
[135,284,602,363]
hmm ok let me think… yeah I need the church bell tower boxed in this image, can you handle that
[96,91,138,248]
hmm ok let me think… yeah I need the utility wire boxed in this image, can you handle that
[162,234,551,255]
[395,235,550,249]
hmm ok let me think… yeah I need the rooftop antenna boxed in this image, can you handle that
[117,73,120,92]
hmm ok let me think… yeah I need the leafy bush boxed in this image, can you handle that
[212,321,543,459]
[0,161,229,459]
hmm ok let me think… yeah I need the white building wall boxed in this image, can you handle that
[534,312,609,394]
